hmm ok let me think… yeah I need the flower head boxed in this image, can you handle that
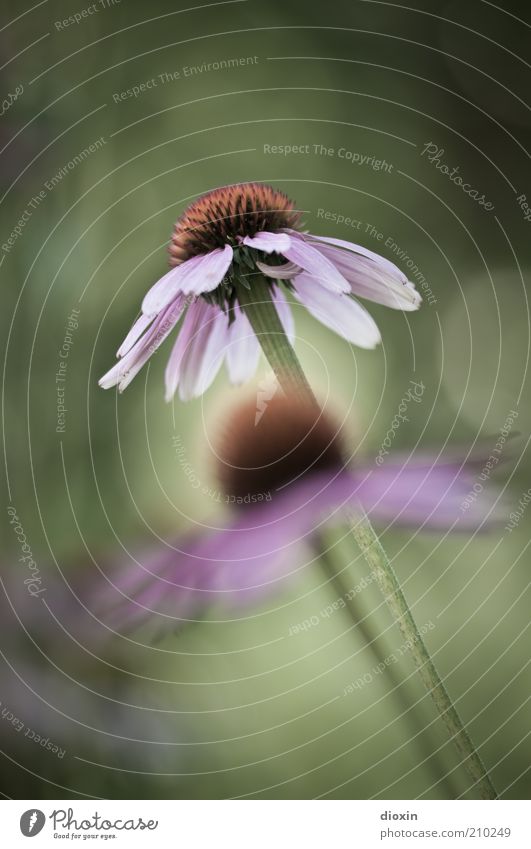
[168,183,301,265]
[97,396,504,637]
[99,182,421,401]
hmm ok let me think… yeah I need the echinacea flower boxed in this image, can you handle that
[99,183,421,401]
[97,396,503,637]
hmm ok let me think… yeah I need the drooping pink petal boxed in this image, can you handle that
[271,285,295,344]
[141,260,197,317]
[142,245,233,316]
[309,237,421,311]
[164,299,203,401]
[116,313,154,358]
[293,273,381,348]
[177,300,230,401]
[281,234,351,294]
[178,244,233,295]
[117,305,185,391]
[256,259,301,279]
[99,356,132,391]
[295,231,408,281]
[99,296,187,391]
[243,231,291,253]
[353,458,505,530]
[225,287,294,384]
[225,306,261,384]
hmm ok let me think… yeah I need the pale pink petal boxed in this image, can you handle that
[178,245,233,295]
[271,285,295,344]
[142,246,232,316]
[99,358,130,390]
[256,259,301,279]
[311,239,421,311]
[225,288,294,384]
[99,297,186,391]
[164,299,203,401]
[117,303,186,391]
[141,260,196,317]
[116,313,153,358]
[281,234,350,293]
[178,301,229,400]
[293,274,381,348]
[225,307,261,384]
[296,231,408,280]
[243,231,291,253]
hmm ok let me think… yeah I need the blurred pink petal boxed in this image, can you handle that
[96,451,505,637]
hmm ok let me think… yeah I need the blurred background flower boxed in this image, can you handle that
[96,394,506,638]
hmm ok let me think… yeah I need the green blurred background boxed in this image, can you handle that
[1,0,530,799]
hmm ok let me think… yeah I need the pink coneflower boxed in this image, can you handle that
[99,183,421,401]
[98,397,502,636]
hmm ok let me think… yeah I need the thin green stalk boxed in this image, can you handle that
[317,531,459,799]
[237,274,495,799]
[349,509,497,800]
[236,275,318,408]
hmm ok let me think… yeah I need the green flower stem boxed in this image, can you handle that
[317,529,459,799]
[238,271,495,798]
[349,509,498,800]
[236,275,318,408]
